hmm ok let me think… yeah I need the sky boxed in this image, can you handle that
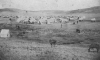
[0,0,100,11]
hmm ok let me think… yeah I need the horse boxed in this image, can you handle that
[49,39,57,47]
[88,43,100,52]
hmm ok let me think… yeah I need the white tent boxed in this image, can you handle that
[91,18,96,21]
[39,18,47,24]
[30,18,37,23]
[47,18,56,24]
[0,29,10,38]
[79,16,86,21]
[16,17,24,22]
[60,18,69,23]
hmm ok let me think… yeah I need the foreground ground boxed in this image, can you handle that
[0,38,100,60]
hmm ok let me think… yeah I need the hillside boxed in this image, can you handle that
[0,6,100,17]
[0,8,23,13]
[68,6,100,14]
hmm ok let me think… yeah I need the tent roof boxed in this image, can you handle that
[0,29,10,34]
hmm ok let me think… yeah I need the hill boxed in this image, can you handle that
[0,8,23,13]
[68,6,100,14]
[0,6,100,17]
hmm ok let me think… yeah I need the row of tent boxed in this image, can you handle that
[16,15,97,24]
[17,17,70,24]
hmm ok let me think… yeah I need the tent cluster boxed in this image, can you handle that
[16,16,81,24]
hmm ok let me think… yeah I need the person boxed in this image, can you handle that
[76,29,80,33]
[61,24,62,28]
[16,25,21,30]
[39,21,41,25]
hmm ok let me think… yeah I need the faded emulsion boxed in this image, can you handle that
[0,0,100,60]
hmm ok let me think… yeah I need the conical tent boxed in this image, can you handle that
[0,29,10,38]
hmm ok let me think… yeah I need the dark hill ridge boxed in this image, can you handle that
[0,8,18,12]
[0,8,25,13]
[68,6,100,14]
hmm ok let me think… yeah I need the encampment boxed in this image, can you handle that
[0,29,10,38]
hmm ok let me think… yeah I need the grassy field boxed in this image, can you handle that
[0,19,100,60]
[0,38,99,60]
